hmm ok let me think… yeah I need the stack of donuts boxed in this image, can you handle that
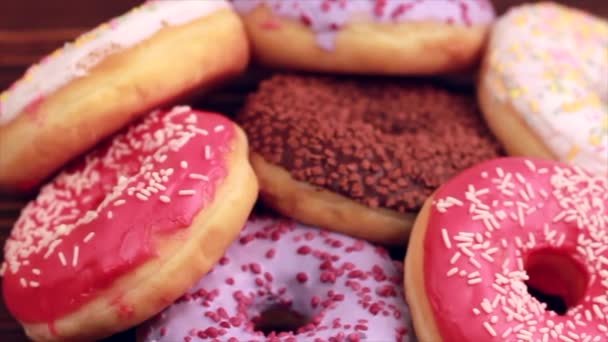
[0,1,606,341]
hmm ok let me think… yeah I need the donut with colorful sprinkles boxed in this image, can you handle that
[479,3,608,175]
[231,0,495,75]
[1,106,258,341]
[406,157,608,341]
[0,0,249,191]
[139,216,411,342]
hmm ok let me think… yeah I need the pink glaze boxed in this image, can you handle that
[1,106,236,323]
[232,0,495,50]
[424,157,608,340]
[141,217,411,342]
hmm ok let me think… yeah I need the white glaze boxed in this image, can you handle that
[0,0,229,125]
[484,3,608,175]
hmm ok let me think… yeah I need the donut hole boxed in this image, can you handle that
[251,304,311,335]
[524,248,588,315]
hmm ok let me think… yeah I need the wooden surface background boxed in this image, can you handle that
[0,1,607,341]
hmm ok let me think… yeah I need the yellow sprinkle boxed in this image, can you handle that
[509,88,524,99]
[514,15,528,27]
[566,145,580,161]
[529,99,541,114]
[589,134,602,147]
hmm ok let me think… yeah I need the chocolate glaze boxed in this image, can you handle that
[238,74,503,213]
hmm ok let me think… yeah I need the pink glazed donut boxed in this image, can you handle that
[139,217,411,342]
[231,0,495,75]
[406,157,608,341]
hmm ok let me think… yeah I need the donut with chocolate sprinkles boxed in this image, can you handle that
[237,74,503,244]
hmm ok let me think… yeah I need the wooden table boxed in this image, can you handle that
[1,0,606,340]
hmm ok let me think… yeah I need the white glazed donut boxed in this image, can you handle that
[478,3,608,175]
[0,0,249,191]
[139,217,412,342]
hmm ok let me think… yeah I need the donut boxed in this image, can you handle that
[1,106,258,341]
[405,157,608,341]
[231,0,495,75]
[138,216,411,342]
[0,0,249,192]
[237,74,502,244]
[478,3,608,175]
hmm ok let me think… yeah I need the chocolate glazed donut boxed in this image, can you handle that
[238,74,502,245]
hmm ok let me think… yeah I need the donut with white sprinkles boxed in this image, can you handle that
[139,217,411,342]
[1,106,258,341]
[406,157,608,341]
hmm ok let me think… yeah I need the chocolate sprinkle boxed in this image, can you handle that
[238,74,503,213]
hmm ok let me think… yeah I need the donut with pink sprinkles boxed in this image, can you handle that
[139,217,411,342]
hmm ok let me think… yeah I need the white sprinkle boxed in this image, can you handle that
[525,183,535,199]
[538,168,548,174]
[447,197,464,206]
[599,324,607,332]
[454,235,473,242]
[481,172,488,178]
[214,125,225,132]
[450,252,462,264]
[20,278,27,288]
[492,283,507,294]
[469,257,482,268]
[159,195,171,203]
[592,304,604,319]
[446,267,459,277]
[72,246,79,267]
[180,161,188,169]
[496,167,505,177]
[442,229,452,249]
[204,146,211,160]
[29,281,39,288]
[32,268,41,275]
[461,246,474,257]
[559,335,575,342]
[567,332,580,340]
[483,322,497,336]
[468,278,482,285]
[189,173,209,181]
[44,239,63,259]
[188,124,208,135]
[468,271,481,278]
[501,327,513,338]
[515,172,526,184]
[556,233,566,246]
[84,232,95,243]
[473,308,481,315]
[490,315,499,324]
[178,190,196,196]
[553,210,567,222]
[114,199,126,206]
[524,160,536,171]
[107,211,113,219]
[59,252,67,266]
[481,252,495,262]
[136,193,149,201]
